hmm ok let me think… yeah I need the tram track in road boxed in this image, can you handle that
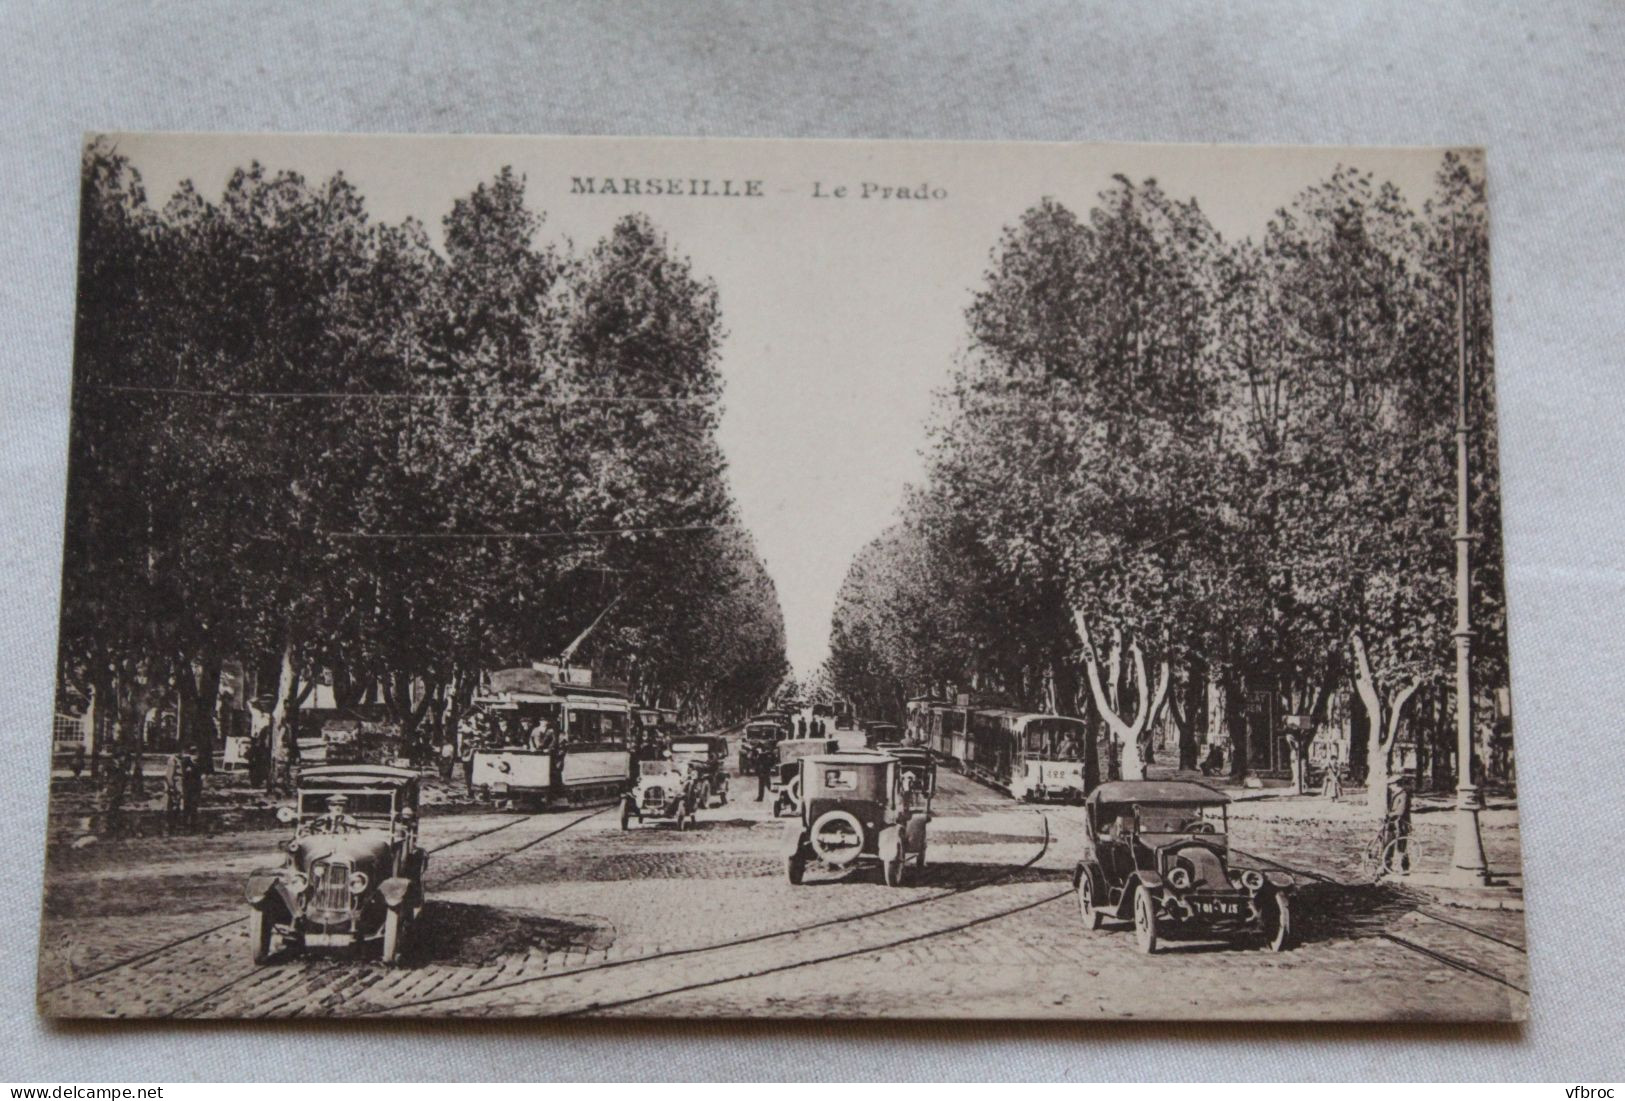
[345,809,1059,1018]
[37,809,536,1001]
[1229,845,1528,996]
[160,803,614,1018]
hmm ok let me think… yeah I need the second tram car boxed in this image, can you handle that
[964,708,1089,803]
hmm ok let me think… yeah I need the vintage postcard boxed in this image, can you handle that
[40,133,1524,1020]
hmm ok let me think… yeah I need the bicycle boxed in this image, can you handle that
[1360,817,1423,882]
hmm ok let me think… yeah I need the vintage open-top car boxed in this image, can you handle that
[244,764,426,965]
[669,735,729,807]
[620,758,701,830]
[1072,780,1295,953]
[783,753,927,886]
[770,736,838,817]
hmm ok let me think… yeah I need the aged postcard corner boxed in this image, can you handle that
[40,132,1524,1022]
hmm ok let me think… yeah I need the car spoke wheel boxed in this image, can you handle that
[786,849,806,885]
[1133,886,1158,954]
[1078,873,1104,931]
[1262,890,1294,952]
[618,799,632,831]
[677,806,690,831]
[882,851,905,887]
[381,907,405,966]
[248,908,274,965]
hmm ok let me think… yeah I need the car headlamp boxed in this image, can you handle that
[1242,870,1265,892]
[1167,866,1192,891]
[287,840,300,854]
[285,872,308,894]
[347,872,369,895]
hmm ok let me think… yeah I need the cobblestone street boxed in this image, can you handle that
[36,749,1527,1021]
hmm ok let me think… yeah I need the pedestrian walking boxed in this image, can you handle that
[754,747,774,802]
[796,715,807,739]
[180,746,203,832]
[1321,747,1343,800]
[161,750,184,830]
[102,744,128,836]
[460,722,479,790]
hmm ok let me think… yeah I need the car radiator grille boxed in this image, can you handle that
[308,861,352,925]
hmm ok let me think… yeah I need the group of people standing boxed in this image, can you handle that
[445,710,566,788]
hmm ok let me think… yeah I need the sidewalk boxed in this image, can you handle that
[46,765,488,842]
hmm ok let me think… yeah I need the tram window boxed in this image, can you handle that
[566,707,629,745]
[1025,721,1083,761]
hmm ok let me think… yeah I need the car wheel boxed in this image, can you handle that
[1133,885,1158,954]
[677,806,690,831]
[1262,889,1294,952]
[248,907,274,965]
[786,849,806,885]
[381,906,405,966]
[1078,872,1105,931]
[618,799,632,831]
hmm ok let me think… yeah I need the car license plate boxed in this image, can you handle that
[492,782,509,793]
[1198,900,1238,916]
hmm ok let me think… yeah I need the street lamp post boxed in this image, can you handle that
[1449,259,1491,886]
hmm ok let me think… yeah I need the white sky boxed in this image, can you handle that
[107,133,1457,678]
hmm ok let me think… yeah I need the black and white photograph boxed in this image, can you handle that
[37,132,1526,1022]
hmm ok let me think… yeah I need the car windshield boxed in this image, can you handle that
[640,761,680,777]
[298,788,396,823]
[669,742,707,755]
[1136,803,1226,835]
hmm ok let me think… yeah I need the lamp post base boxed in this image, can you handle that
[1447,787,1491,887]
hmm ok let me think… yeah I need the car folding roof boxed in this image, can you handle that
[1087,780,1228,805]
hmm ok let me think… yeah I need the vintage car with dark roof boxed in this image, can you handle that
[738,720,784,774]
[770,736,838,817]
[1073,780,1295,953]
[244,764,426,965]
[870,742,936,807]
[783,753,927,886]
[669,734,730,807]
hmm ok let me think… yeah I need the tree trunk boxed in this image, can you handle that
[1072,612,1169,783]
[1177,657,1206,771]
[176,653,223,774]
[1083,706,1101,795]
[270,636,303,757]
[1351,631,1420,815]
[1222,666,1250,781]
